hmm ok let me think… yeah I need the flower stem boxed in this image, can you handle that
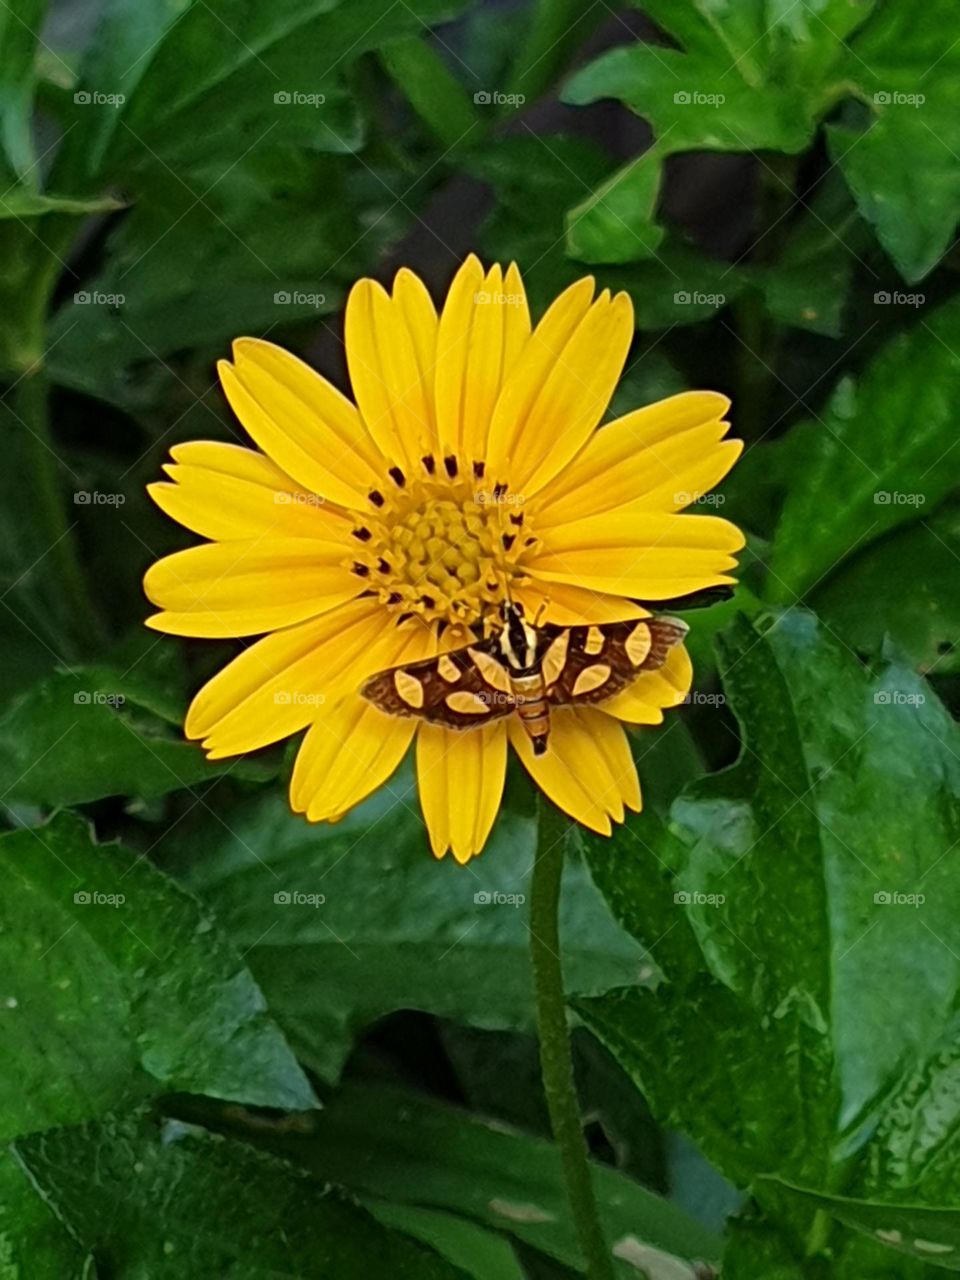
[530,794,614,1280]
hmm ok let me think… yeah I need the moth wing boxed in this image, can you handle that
[548,617,689,706]
[360,640,516,729]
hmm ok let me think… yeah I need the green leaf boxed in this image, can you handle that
[58,0,466,183]
[367,1202,525,1280]
[46,149,401,407]
[0,812,314,1140]
[165,766,647,1082]
[471,133,745,328]
[769,296,960,600]
[379,37,481,150]
[767,1178,960,1272]
[565,145,667,265]
[0,1150,93,1279]
[814,505,960,676]
[12,1108,465,1279]
[560,0,872,263]
[202,1083,722,1275]
[0,0,47,182]
[828,4,960,282]
[578,610,960,1192]
[0,662,276,808]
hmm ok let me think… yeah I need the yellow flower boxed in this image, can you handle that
[144,256,743,862]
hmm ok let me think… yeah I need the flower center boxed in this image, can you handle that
[348,454,536,629]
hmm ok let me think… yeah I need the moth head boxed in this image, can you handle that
[498,601,537,672]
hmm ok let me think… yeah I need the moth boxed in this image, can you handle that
[361,602,689,755]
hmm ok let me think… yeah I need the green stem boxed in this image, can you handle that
[530,794,615,1280]
[14,368,101,652]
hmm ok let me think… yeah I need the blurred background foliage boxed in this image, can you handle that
[1,0,960,1276]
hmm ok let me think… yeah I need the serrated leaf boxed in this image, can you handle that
[0,812,314,1140]
[560,0,874,264]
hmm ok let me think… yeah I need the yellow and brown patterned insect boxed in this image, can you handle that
[361,603,689,755]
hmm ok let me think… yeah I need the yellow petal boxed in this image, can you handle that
[144,538,357,637]
[435,257,531,461]
[291,695,416,821]
[602,645,693,724]
[345,276,436,468]
[417,720,508,862]
[534,392,740,525]
[529,511,745,600]
[487,280,633,493]
[185,601,435,757]
[220,338,382,509]
[508,707,640,835]
[148,443,346,543]
[515,579,651,627]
